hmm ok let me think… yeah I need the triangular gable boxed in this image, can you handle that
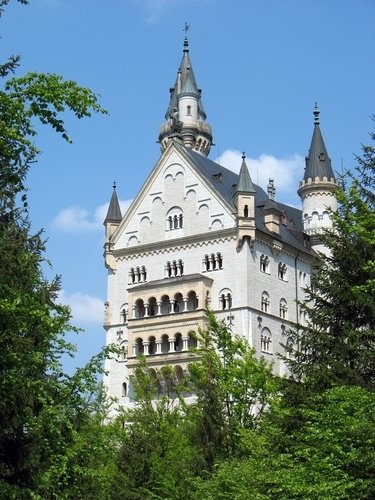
[111,141,237,250]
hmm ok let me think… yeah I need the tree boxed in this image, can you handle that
[285,123,375,390]
[112,357,198,500]
[187,311,276,470]
[193,386,375,499]
[0,1,110,495]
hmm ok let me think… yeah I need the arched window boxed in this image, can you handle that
[174,293,184,313]
[186,105,191,116]
[278,262,287,281]
[261,292,270,313]
[244,204,249,218]
[174,333,183,352]
[219,289,232,310]
[165,259,184,278]
[119,342,127,362]
[286,336,294,359]
[279,298,288,319]
[135,299,145,318]
[166,208,183,231]
[148,336,157,355]
[260,254,270,273]
[135,337,144,355]
[261,328,272,353]
[161,334,169,354]
[122,382,127,397]
[203,252,223,272]
[188,333,197,349]
[160,295,170,315]
[187,291,198,311]
[129,266,147,284]
[148,297,157,317]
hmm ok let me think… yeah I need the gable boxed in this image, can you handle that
[113,142,236,250]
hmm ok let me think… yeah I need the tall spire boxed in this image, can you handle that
[158,36,213,156]
[303,103,335,182]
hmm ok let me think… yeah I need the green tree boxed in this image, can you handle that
[285,124,375,390]
[194,386,375,500]
[187,311,276,470]
[0,1,111,495]
[112,357,198,500]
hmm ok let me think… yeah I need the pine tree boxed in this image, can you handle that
[285,122,375,390]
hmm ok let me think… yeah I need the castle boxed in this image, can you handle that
[103,37,337,405]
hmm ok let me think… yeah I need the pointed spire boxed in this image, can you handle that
[105,182,122,222]
[159,35,212,156]
[236,152,255,193]
[304,104,335,181]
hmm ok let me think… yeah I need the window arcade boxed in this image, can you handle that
[129,266,147,285]
[203,252,223,272]
[168,213,183,230]
[165,259,184,278]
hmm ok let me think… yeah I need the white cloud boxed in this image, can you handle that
[59,290,104,324]
[52,199,132,233]
[216,149,304,205]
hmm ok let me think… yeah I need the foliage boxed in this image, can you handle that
[0,1,110,496]
[111,357,198,500]
[187,311,276,469]
[284,124,375,390]
[194,386,375,500]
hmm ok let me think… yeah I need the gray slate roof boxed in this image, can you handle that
[236,157,256,193]
[304,109,335,181]
[183,145,313,254]
[105,187,122,222]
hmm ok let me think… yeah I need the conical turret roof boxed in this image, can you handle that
[304,104,335,181]
[236,154,255,193]
[105,184,122,222]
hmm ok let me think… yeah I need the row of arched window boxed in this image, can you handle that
[165,259,184,278]
[128,266,147,285]
[260,255,288,281]
[133,333,197,356]
[121,364,189,398]
[133,291,199,319]
[167,214,183,230]
[260,328,293,356]
[202,252,223,272]
[261,292,288,319]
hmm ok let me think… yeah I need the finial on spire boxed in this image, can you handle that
[113,181,117,190]
[183,21,190,33]
[267,179,276,201]
[242,151,246,161]
[313,101,320,125]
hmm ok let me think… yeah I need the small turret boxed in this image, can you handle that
[158,37,213,156]
[234,153,256,249]
[104,182,122,236]
[298,104,338,253]
[104,183,122,271]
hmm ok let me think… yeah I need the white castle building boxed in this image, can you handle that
[103,37,337,405]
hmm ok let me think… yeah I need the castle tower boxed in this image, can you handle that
[234,153,256,249]
[158,37,213,156]
[298,104,338,253]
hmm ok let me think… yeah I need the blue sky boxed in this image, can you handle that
[2,0,374,372]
